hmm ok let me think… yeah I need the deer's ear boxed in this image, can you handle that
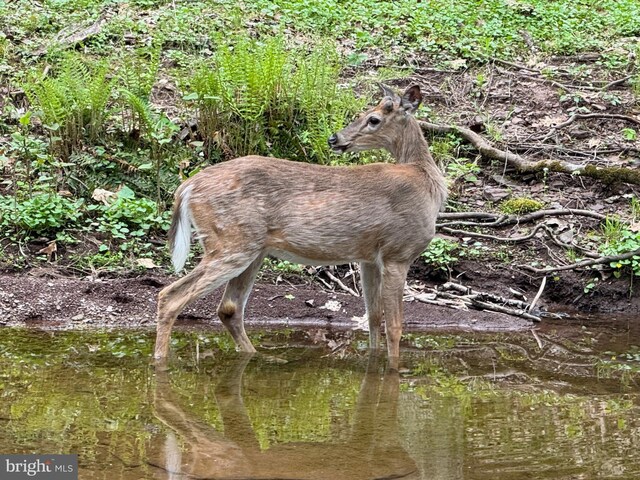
[378,83,399,102]
[401,85,422,114]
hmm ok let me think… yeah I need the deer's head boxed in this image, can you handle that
[328,84,423,154]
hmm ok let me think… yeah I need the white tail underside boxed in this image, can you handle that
[171,185,193,272]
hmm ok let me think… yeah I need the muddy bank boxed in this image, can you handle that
[0,270,537,333]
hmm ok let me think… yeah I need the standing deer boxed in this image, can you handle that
[154,84,447,367]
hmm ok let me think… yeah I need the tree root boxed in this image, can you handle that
[435,209,639,276]
[438,208,606,228]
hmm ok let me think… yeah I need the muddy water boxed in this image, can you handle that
[0,321,639,479]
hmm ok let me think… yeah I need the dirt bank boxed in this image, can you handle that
[0,269,539,335]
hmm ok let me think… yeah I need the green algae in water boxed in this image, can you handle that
[0,328,639,479]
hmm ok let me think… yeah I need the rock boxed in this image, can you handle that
[558,230,574,244]
[483,187,510,202]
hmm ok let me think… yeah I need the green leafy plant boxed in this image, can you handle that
[88,186,170,245]
[262,258,303,275]
[0,193,84,239]
[630,196,640,222]
[600,229,640,277]
[23,53,113,159]
[601,216,626,244]
[621,128,637,141]
[5,111,55,196]
[446,158,480,183]
[421,238,459,272]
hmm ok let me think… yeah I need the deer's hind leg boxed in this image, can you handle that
[217,254,265,353]
[154,250,261,362]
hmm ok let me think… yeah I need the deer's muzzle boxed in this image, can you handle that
[328,133,350,153]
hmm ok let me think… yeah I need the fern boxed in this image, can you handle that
[23,53,113,158]
[188,35,360,164]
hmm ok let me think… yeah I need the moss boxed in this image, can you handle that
[583,165,640,186]
[500,197,544,215]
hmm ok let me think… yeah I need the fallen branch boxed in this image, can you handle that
[405,283,541,322]
[322,268,360,297]
[471,299,540,322]
[441,282,531,310]
[419,120,640,185]
[34,14,109,56]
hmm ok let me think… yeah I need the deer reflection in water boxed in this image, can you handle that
[150,355,418,480]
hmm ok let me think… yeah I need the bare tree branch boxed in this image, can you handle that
[437,209,607,228]
[419,120,640,185]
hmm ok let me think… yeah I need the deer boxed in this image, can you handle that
[154,84,447,368]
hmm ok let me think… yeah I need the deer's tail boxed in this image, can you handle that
[168,184,193,272]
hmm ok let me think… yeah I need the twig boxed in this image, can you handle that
[602,75,633,90]
[521,248,640,274]
[489,57,541,73]
[531,329,544,349]
[441,282,530,310]
[496,66,599,91]
[439,223,546,243]
[471,299,540,322]
[551,113,640,131]
[323,269,360,297]
[528,277,546,312]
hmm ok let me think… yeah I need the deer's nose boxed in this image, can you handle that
[328,134,338,146]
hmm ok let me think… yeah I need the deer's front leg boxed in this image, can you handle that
[381,261,409,369]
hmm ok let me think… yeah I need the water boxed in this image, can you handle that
[0,322,638,479]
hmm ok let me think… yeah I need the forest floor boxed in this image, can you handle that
[1,1,640,332]
[3,58,640,333]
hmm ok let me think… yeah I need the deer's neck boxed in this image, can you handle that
[390,119,439,170]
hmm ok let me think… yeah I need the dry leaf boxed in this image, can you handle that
[319,300,342,312]
[37,241,57,261]
[136,258,158,269]
[92,188,117,205]
[539,115,566,127]
[587,138,602,149]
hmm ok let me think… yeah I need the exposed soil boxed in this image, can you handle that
[0,251,636,339]
[0,269,535,334]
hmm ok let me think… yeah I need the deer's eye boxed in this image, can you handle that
[368,117,381,126]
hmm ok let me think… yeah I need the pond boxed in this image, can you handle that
[0,318,638,479]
